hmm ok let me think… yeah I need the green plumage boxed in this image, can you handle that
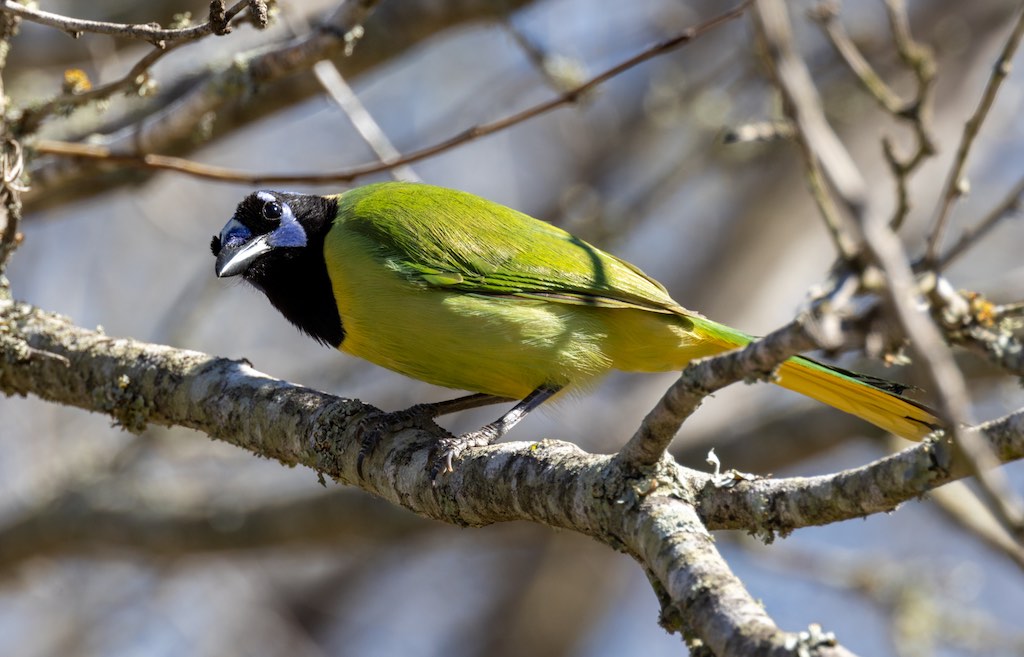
[335,183,684,313]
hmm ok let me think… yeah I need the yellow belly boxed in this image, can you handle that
[323,235,722,398]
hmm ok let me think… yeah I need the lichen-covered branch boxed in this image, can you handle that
[4,299,1023,654]
[0,299,916,656]
[697,412,1024,534]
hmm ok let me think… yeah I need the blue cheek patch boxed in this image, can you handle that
[223,225,252,248]
[268,220,307,248]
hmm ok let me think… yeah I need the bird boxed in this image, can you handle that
[211,182,938,474]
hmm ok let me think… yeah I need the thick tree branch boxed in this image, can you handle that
[2,299,967,656]
[3,299,1023,654]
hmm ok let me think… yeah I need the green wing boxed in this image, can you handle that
[334,182,685,315]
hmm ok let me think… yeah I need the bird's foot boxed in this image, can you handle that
[430,424,502,483]
[356,403,444,478]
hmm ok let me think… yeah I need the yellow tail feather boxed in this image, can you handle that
[776,358,938,440]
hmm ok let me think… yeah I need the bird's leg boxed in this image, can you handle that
[409,393,514,418]
[356,393,512,478]
[431,384,562,480]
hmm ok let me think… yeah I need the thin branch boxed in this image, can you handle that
[0,0,250,45]
[282,5,420,183]
[811,0,937,230]
[925,3,1024,264]
[311,62,420,182]
[809,2,904,114]
[30,2,751,187]
[12,0,255,135]
[754,0,862,261]
[938,174,1024,269]
[616,320,818,467]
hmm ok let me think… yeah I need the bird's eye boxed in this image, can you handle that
[210,235,222,256]
[262,201,283,220]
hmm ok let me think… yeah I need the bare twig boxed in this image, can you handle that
[925,4,1024,264]
[938,175,1024,269]
[312,62,421,183]
[810,2,904,114]
[811,0,937,230]
[11,1,255,135]
[879,0,938,230]
[0,0,252,45]
[31,2,751,186]
[754,0,862,261]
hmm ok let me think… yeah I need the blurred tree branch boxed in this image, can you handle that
[0,485,429,573]
[29,3,748,187]
[12,0,261,137]
[23,0,543,209]
[2,0,252,43]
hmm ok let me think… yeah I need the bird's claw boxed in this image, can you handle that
[429,425,501,484]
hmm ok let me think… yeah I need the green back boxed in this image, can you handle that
[333,182,684,314]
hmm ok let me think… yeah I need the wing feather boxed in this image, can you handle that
[334,183,689,315]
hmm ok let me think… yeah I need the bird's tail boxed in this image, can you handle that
[775,356,938,440]
[690,317,938,441]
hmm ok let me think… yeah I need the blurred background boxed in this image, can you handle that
[2,0,1024,655]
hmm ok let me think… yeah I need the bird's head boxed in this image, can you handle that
[210,190,343,345]
[211,191,317,280]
